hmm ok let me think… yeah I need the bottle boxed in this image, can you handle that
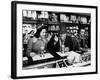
[61,44,65,53]
[40,46,45,57]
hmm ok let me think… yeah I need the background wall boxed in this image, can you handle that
[0,0,99,80]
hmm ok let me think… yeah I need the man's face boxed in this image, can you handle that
[61,33,66,40]
[80,29,85,35]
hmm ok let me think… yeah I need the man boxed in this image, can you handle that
[78,29,88,50]
[60,32,73,52]
[47,32,73,53]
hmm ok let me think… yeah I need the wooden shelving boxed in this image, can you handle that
[22,11,91,35]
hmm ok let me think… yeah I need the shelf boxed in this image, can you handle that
[48,21,60,25]
[60,22,90,25]
[23,20,90,26]
[23,20,48,24]
[48,30,60,33]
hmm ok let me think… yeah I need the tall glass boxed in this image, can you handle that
[61,44,65,53]
[40,46,45,57]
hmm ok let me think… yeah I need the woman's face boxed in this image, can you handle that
[40,29,46,38]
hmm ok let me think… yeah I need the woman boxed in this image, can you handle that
[47,33,61,59]
[28,30,35,38]
[26,26,48,64]
[23,30,30,57]
[47,33,60,53]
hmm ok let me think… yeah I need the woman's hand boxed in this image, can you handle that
[47,33,53,41]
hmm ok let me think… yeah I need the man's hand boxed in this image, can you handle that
[65,47,69,52]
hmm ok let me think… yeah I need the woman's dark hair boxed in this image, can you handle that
[34,26,47,38]
[49,33,59,42]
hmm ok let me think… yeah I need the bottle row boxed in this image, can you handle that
[23,23,89,37]
[23,10,91,24]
